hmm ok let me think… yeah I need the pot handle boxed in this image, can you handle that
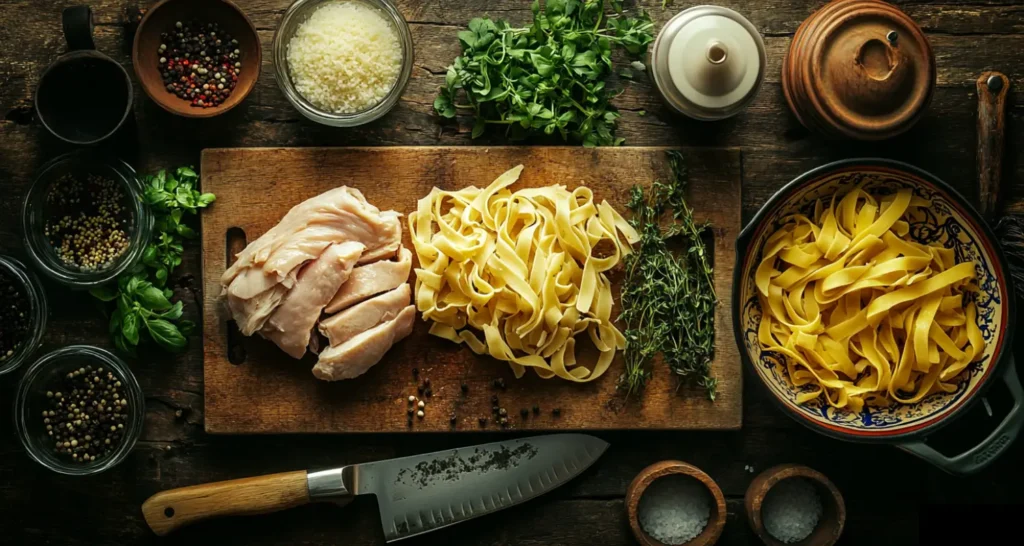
[62,6,95,51]
[898,359,1023,475]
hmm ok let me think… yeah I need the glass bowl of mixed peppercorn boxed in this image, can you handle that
[15,345,144,475]
[21,151,153,289]
[0,255,47,375]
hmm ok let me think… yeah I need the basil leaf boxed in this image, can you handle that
[109,308,123,334]
[178,320,196,337]
[90,284,119,302]
[176,223,197,239]
[138,286,172,310]
[471,117,486,139]
[122,313,140,346]
[147,319,187,352]
[160,301,184,321]
[197,193,216,207]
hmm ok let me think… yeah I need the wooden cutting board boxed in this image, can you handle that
[200,147,742,433]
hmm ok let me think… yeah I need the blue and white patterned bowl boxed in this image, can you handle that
[733,160,1022,473]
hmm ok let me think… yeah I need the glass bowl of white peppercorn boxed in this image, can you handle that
[22,151,153,289]
[14,345,145,475]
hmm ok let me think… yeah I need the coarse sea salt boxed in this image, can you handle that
[762,477,823,544]
[638,475,712,545]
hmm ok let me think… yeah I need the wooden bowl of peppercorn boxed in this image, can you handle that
[132,0,260,117]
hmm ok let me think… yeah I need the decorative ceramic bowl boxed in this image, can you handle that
[733,159,1023,475]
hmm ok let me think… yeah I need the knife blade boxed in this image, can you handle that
[141,434,608,540]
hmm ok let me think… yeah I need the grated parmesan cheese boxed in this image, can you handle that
[286,1,403,114]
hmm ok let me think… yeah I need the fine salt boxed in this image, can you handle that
[762,477,823,544]
[638,475,712,545]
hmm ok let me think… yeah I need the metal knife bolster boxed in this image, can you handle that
[307,465,358,500]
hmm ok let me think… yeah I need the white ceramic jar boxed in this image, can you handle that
[649,5,766,121]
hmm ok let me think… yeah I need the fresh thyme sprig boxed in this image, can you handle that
[619,151,718,399]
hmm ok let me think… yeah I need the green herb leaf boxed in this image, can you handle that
[138,286,172,310]
[619,151,717,400]
[122,313,141,346]
[147,319,187,353]
[90,284,119,302]
[436,0,653,146]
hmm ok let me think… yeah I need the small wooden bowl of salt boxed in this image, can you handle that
[744,464,846,546]
[626,460,727,546]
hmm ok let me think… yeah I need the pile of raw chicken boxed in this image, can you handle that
[220,187,414,381]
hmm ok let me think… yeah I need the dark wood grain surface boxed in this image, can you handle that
[1,1,1022,545]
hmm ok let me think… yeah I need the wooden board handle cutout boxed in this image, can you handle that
[977,71,1010,220]
[141,470,310,536]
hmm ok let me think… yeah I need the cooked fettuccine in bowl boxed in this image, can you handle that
[735,160,1018,448]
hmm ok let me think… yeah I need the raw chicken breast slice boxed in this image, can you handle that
[319,284,411,347]
[228,283,289,336]
[260,242,365,359]
[312,305,416,381]
[220,187,401,290]
[324,247,413,314]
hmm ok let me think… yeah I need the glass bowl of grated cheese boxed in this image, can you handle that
[273,0,413,127]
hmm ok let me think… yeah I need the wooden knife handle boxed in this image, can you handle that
[977,71,1010,220]
[142,470,310,536]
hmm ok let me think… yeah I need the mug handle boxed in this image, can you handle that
[898,359,1024,475]
[62,5,95,51]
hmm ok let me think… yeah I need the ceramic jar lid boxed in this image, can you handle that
[783,0,936,140]
[650,5,766,121]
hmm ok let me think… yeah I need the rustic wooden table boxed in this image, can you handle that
[1,1,1022,545]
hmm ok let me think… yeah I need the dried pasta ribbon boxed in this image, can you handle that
[757,187,985,409]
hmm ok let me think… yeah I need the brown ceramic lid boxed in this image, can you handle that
[783,0,935,140]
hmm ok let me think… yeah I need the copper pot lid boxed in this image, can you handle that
[783,0,935,140]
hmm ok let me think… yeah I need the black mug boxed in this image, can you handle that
[35,6,134,145]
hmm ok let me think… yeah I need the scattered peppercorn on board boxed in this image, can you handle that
[200,146,742,433]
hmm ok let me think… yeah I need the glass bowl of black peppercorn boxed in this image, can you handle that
[0,255,48,376]
[22,151,153,289]
[14,345,145,475]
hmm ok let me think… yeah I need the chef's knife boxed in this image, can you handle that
[142,434,608,541]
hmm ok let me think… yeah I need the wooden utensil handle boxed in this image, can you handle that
[977,71,1010,220]
[142,470,310,536]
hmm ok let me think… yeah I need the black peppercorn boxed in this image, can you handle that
[552,408,562,416]
[520,409,529,418]
[0,270,30,362]
[478,417,488,427]
[424,388,432,398]
[460,383,468,393]
[492,378,501,388]
[491,395,499,404]
[424,378,431,387]
[532,405,540,415]
[41,365,129,463]
[449,414,457,426]
[492,405,500,414]
[497,378,506,389]
[412,367,419,377]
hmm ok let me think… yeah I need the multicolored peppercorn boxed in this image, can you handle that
[44,173,129,271]
[42,365,130,463]
[158,20,242,108]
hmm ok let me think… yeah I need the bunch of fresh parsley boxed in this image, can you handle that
[434,0,654,146]
[90,167,215,356]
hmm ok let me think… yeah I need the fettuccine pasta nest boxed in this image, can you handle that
[756,186,985,411]
[408,165,639,382]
